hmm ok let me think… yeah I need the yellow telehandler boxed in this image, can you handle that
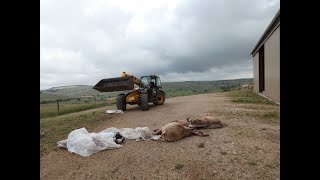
[93,72,165,111]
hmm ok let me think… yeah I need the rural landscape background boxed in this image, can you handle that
[40,78,253,119]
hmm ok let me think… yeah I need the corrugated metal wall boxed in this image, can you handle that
[264,26,280,101]
[253,52,260,92]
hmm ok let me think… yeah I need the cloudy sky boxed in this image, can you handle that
[40,0,280,90]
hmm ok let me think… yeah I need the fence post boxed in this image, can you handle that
[57,100,60,112]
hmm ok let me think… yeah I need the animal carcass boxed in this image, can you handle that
[152,122,208,142]
[171,118,190,127]
[188,116,226,129]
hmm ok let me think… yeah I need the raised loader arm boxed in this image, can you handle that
[93,72,141,92]
[121,72,142,87]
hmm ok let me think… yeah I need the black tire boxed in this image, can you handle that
[117,94,126,111]
[140,93,149,111]
[153,91,165,105]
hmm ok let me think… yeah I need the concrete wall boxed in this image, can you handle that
[264,26,280,101]
[253,52,260,92]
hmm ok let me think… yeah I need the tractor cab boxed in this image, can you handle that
[140,75,162,89]
[139,75,165,105]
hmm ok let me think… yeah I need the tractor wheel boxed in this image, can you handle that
[140,93,149,111]
[153,91,165,105]
[117,94,126,111]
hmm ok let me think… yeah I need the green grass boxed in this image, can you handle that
[213,108,280,124]
[262,111,280,119]
[164,87,222,98]
[209,89,280,124]
[40,101,116,119]
[40,106,115,156]
[227,90,278,106]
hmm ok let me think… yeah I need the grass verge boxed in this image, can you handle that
[227,90,278,106]
[40,102,115,119]
[40,106,115,157]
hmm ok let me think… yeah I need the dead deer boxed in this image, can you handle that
[188,116,227,129]
[171,118,190,127]
[152,122,208,142]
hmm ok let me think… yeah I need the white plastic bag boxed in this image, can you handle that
[67,128,98,157]
[66,128,122,157]
[100,127,120,133]
[106,110,124,114]
[119,127,150,140]
[58,126,152,157]
[150,135,161,141]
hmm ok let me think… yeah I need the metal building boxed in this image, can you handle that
[251,9,280,102]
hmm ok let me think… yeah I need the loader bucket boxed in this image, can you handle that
[93,76,134,92]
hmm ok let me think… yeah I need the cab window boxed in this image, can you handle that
[156,77,162,87]
[140,77,149,87]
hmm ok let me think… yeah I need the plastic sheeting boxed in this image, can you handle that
[57,126,156,157]
[106,110,124,114]
[64,128,122,157]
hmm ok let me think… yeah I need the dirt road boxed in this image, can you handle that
[40,93,280,180]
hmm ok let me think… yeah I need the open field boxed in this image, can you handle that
[40,98,116,119]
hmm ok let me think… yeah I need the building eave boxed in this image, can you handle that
[250,9,280,56]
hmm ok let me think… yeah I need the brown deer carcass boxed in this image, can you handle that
[152,122,208,142]
[171,118,190,127]
[188,116,226,129]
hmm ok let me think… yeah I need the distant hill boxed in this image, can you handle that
[162,78,253,89]
[40,85,119,102]
[162,78,253,97]
[42,85,107,97]
[40,78,253,102]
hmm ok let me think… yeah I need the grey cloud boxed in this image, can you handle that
[40,0,279,89]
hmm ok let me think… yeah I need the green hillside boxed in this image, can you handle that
[162,78,253,97]
[40,85,119,103]
[40,78,253,101]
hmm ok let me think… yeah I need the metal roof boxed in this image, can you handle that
[250,9,280,56]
